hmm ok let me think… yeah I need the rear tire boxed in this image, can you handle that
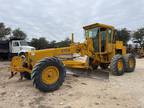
[31,57,66,92]
[124,53,136,72]
[110,54,126,76]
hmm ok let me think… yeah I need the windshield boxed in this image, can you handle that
[20,41,28,46]
[85,28,99,38]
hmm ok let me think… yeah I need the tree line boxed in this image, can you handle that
[0,22,71,49]
[116,28,144,48]
[0,22,144,49]
[29,37,71,50]
[0,22,27,40]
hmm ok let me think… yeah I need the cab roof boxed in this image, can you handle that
[83,23,114,30]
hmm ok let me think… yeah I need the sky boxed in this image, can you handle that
[0,0,144,42]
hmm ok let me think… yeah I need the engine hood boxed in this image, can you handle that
[20,46,35,52]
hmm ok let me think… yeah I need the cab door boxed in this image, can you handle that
[91,28,99,52]
[12,41,21,54]
[107,29,113,53]
[99,28,107,52]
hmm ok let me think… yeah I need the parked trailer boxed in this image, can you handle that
[0,40,9,59]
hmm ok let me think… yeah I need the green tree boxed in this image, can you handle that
[30,37,49,49]
[29,38,39,49]
[49,40,56,48]
[30,37,71,50]
[116,28,131,45]
[0,22,11,39]
[38,37,49,49]
[56,38,71,47]
[133,28,144,48]
[12,28,27,40]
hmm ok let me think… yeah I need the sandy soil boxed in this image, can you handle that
[0,59,143,108]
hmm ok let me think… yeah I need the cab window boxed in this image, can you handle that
[108,29,112,43]
[13,42,19,46]
[20,41,28,46]
[112,30,118,43]
[85,28,99,38]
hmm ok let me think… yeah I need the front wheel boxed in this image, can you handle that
[124,54,136,72]
[110,54,126,76]
[31,57,66,92]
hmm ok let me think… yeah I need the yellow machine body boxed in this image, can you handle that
[11,23,127,74]
[11,23,136,92]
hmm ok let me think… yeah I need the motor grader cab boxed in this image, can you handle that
[83,23,127,69]
[11,23,136,92]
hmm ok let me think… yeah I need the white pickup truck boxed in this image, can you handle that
[0,39,35,60]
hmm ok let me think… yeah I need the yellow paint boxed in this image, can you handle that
[41,66,59,85]
[63,60,89,69]
[11,56,23,72]
[117,59,123,71]
[83,23,114,30]
[11,22,128,76]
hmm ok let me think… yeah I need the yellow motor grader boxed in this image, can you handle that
[11,23,136,92]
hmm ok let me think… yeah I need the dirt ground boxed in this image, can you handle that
[0,59,144,108]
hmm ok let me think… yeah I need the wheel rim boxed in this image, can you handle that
[117,59,123,71]
[42,66,59,85]
[129,58,134,68]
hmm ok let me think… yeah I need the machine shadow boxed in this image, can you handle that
[66,68,109,81]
